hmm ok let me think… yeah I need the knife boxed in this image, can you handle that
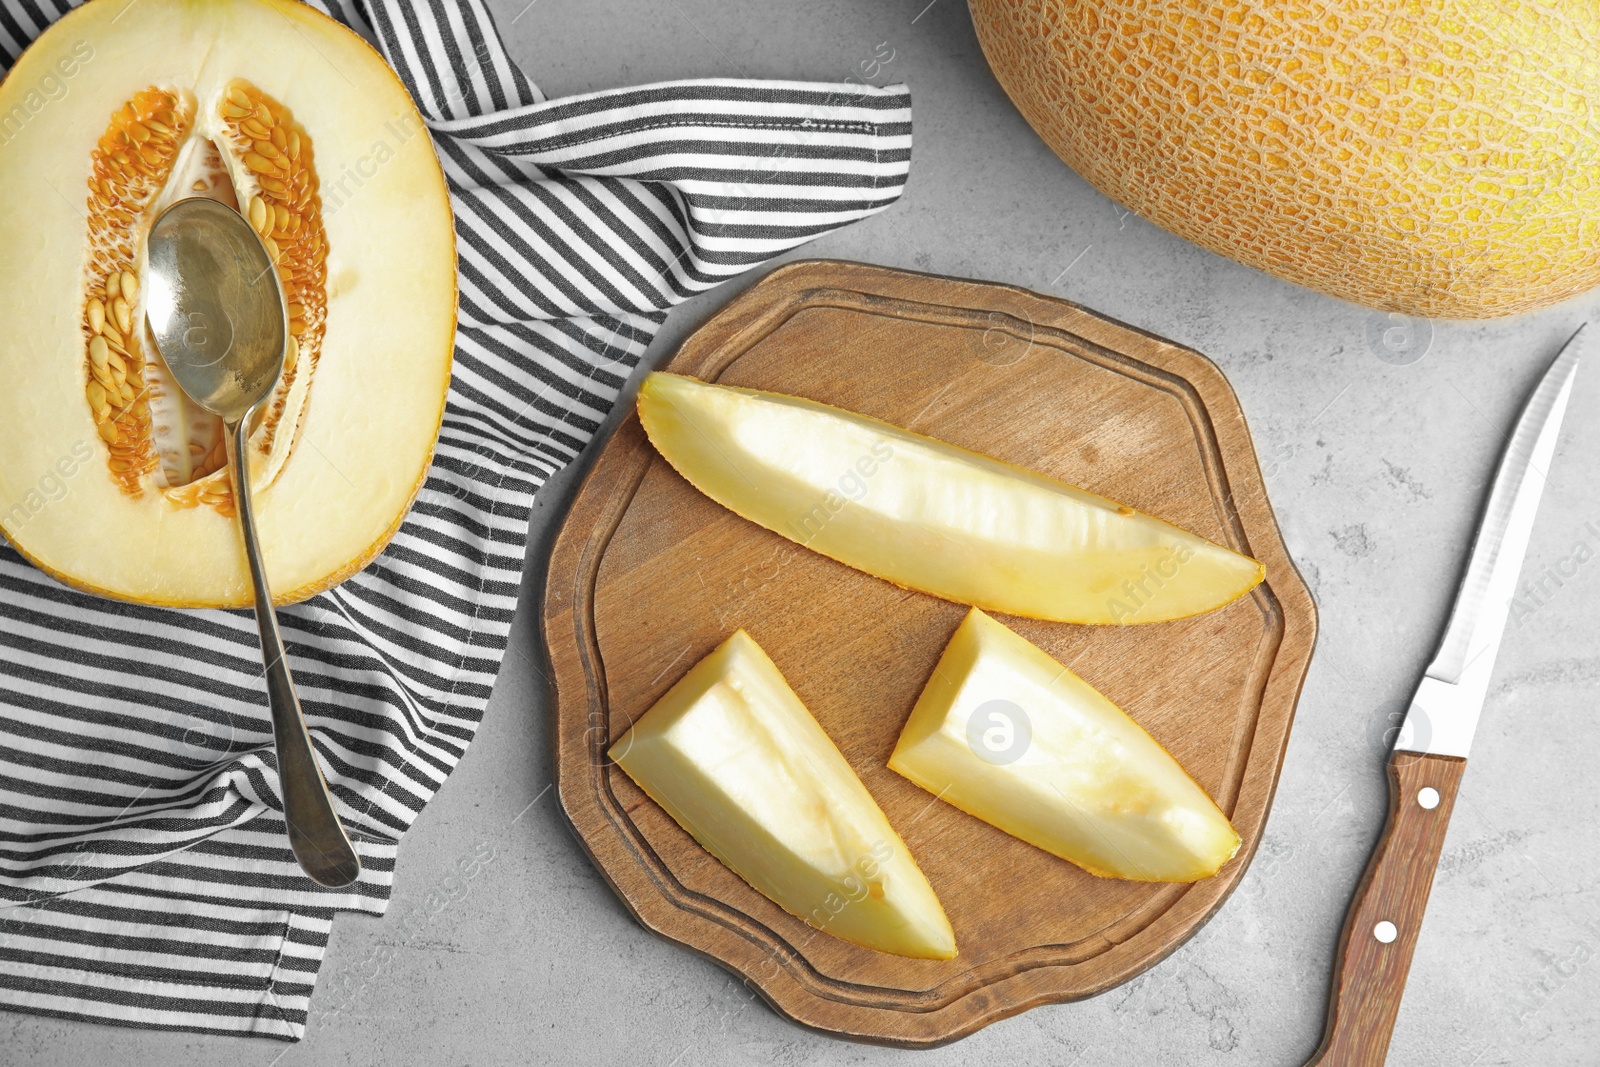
[1305,324,1586,1066]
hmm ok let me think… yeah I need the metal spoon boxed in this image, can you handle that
[145,197,360,889]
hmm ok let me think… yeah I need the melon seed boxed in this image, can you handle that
[88,298,106,334]
[248,195,269,234]
[111,295,132,335]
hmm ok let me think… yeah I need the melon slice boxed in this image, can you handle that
[610,631,956,960]
[637,372,1263,623]
[889,609,1241,882]
[0,0,456,607]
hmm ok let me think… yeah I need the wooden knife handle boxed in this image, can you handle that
[1305,751,1467,1067]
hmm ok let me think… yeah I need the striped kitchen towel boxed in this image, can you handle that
[0,0,912,1039]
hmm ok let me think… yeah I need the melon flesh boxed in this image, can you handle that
[610,631,957,960]
[638,372,1263,624]
[0,0,456,606]
[890,609,1241,882]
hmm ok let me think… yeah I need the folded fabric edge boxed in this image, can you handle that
[0,883,369,1041]
[427,77,913,138]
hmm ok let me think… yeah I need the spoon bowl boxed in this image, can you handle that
[146,197,287,420]
[146,197,361,889]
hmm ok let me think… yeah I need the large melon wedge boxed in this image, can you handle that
[0,0,456,606]
[890,609,1240,883]
[637,372,1262,623]
[609,631,956,960]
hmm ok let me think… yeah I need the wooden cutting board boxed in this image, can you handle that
[542,260,1317,1047]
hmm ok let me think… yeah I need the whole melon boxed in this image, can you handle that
[969,0,1600,318]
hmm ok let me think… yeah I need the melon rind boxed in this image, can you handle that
[970,0,1600,318]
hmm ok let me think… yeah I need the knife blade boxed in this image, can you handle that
[1397,324,1586,758]
[1307,325,1585,1067]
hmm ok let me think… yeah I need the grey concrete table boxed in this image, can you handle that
[9,1,1600,1064]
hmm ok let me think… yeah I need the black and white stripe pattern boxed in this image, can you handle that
[0,0,911,1039]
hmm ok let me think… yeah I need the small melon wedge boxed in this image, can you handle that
[609,631,956,960]
[636,372,1264,624]
[889,609,1241,882]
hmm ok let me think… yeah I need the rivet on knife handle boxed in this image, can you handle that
[1304,752,1465,1066]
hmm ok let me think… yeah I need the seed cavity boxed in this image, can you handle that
[81,87,193,496]
[81,80,327,516]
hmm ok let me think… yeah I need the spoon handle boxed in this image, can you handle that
[226,418,362,888]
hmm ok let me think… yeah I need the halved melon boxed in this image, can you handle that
[0,0,456,606]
